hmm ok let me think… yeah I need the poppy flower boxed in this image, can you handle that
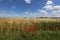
[30,25,37,32]
[24,25,37,32]
[24,26,31,32]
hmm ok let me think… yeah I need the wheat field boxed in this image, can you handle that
[0,18,60,40]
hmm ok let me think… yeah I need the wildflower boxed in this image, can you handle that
[24,26,31,32]
[24,25,37,32]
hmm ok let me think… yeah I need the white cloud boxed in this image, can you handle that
[43,0,60,11]
[23,0,60,17]
[0,13,21,18]
[44,5,53,10]
[38,10,48,14]
[38,10,49,17]
[24,12,29,14]
[50,11,60,17]
[24,11,34,17]
[25,0,31,4]
[46,0,53,5]
[24,10,48,17]
[43,0,54,10]
[40,0,60,17]
[53,5,60,11]
[24,2,60,17]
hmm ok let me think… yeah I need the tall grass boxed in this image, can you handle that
[0,19,60,40]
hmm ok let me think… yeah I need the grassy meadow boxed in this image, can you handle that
[0,18,60,40]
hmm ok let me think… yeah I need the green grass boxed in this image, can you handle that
[0,30,60,40]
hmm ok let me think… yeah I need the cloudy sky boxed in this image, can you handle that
[0,0,60,18]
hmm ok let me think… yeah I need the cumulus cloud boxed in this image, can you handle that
[25,0,31,4]
[24,10,48,17]
[44,5,53,10]
[44,0,60,11]
[46,0,53,5]
[53,5,60,11]
[38,10,49,17]
[24,0,60,17]
[39,0,60,17]
[43,0,53,10]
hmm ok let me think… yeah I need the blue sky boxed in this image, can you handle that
[0,0,60,18]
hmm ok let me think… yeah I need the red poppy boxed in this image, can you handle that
[24,26,30,32]
[24,25,37,32]
[30,25,37,32]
